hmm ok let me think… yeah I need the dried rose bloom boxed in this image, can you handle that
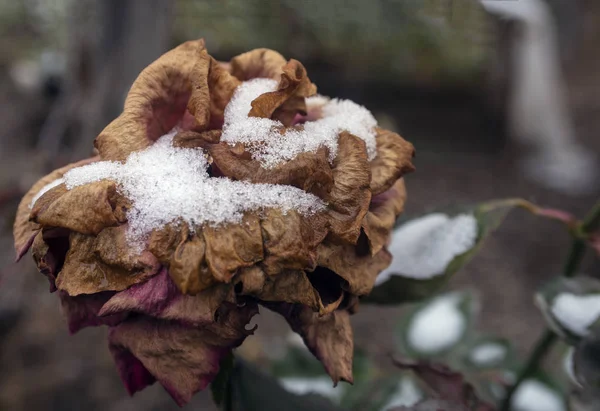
[13,39,414,406]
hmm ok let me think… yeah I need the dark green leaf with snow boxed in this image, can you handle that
[535,276,600,344]
[366,200,524,305]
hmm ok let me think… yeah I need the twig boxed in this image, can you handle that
[499,200,600,410]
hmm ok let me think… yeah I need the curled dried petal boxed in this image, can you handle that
[325,132,372,244]
[229,48,287,81]
[202,214,263,283]
[369,128,415,196]
[260,209,327,275]
[209,143,333,195]
[188,50,241,129]
[266,302,354,384]
[95,40,205,161]
[32,181,124,235]
[13,157,99,260]
[31,228,70,292]
[56,231,160,296]
[362,179,407,254]
[169,228,212,295]
[317,236,392,296]
[109,302,257,406]
[249,60,317,125]
[235,266,320,310]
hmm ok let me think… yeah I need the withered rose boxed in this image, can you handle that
[13,39,414,406]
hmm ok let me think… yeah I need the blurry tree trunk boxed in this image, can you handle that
[37,0,172,164]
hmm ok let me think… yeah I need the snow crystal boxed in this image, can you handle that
[220,78,378,168]
[550,292,600,336]
[375,213,478,285]
[381,377,422,410]
[61,131,325,251]
[407,293,466,354]
[469,343,506,365]
[279,376,344,401]
[29,177,65,208]
[511,380,565,411]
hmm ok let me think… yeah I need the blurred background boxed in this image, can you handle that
[0,0,598,410]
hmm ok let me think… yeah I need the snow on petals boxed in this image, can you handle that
[60,131,326,251]
[220,79,378,168]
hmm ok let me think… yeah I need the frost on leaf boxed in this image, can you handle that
[13,39,415,405]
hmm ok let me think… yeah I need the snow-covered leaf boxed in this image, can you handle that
[535,276,600,343]
[510,379,566,411]
[366,199,529,305]
[397,292,477,358]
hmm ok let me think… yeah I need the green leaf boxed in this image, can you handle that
[229,360,346,411]
[396,291,478,359]
[535,276,600,344]
[365,200,523,305]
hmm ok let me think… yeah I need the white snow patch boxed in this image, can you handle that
[375,213,478,285]
[61,131,325,251]
[380,377,422,410]
[29,178,64,208]
[550,293,600,336]
[407,293,466,354]
[220,79,378,168]
[279,376,343,401]
[469,343,506,365]
[511,380,565,411]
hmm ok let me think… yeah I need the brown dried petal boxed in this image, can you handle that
[147,224,184,265]
[267,303,354,384]
[172,130,222,150]
[13,157,99,260]
[317,237,392,296]
[169,229,213,295]
[209,143,333,195]
[31,228,70,292]
[369,128,415,196]
[109,300,257,407]
[260,209,327,275]
[229,48,287,81]
[95,40,205,161]
[33,180,123,235]
[56,231,160,296]
[325,132,372,244]
[362,179,407,255]
[248,60,317,126]
[188,50,241,129]
[202,214,263,283]
[235,266,320,310]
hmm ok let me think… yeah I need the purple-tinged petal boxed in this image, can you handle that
[108,301,257,406]
[100,268,233,327]
[59,291,127,334]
